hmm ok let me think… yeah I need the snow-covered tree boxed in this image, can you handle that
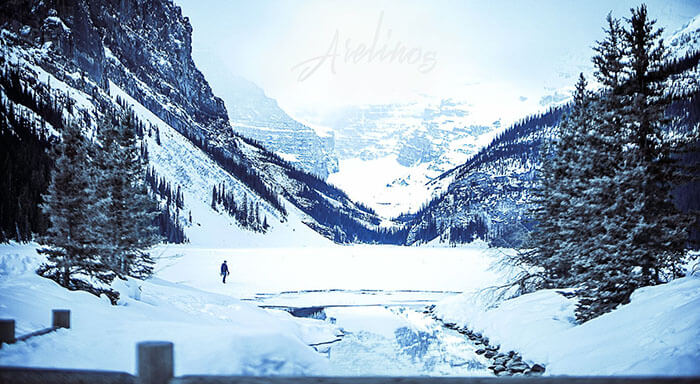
[95,109,160,279]
[573,13,638,321]
[37,119,115,290]
[620,5,692,285]
[525,74,596,289]
[577,6,693,321]
[527,7,696,322]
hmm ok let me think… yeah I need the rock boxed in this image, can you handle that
[531,364,546,373]
[496,370,512,377]
[486,345,499,351]
[494,357,509,366]
[508,351,516,357]
[484,351,496,358]
[507,359,528,368]
[492,365,506,373]
[495,353,506,359]
[482,338,489,346]
[508,363,530,373]
[475,349,486,355]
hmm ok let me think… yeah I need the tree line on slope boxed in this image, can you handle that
[182,131,288,216]
[216,134,391,243]
[521,6,699,322]
[211,183,270,232]
[0,89,54,242]
[0,64,188,245]
[145,166,188,244]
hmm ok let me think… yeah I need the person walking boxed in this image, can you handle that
[220,260,230,284]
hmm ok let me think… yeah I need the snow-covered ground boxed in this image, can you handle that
[2,241,699,376]
[0,242,504,376]
[0,243,334,375]
[108,81,331,249]
[435,271,700,376]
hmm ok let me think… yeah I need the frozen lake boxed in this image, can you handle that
[248,289,492,376]
[153,244,507,375]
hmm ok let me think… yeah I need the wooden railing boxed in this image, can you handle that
[0,309,70,346]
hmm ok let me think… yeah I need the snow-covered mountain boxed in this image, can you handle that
[399,19,700,246]
[217,76,338,179]
[0,0,390,245]
[670,14,700,58]
[306,99,502,217]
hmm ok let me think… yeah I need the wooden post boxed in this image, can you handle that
[0,319,15,346]
[137,341,174,384]
[52,309,70,329]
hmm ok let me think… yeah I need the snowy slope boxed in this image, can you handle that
[670,14,700,58]
[0,243,336,375]
[0,34,330,248]
[108,81,331,247]
[435,273,700,376]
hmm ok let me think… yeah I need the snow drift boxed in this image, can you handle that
[435,273,700,376]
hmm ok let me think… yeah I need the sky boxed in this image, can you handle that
[176,0,700,124]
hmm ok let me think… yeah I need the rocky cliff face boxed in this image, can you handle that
[94,0,230,141]
[0,0,229,143]
[217,76,338,179]
[669,14,700,58]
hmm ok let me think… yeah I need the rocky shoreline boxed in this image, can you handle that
[424,305,546,377]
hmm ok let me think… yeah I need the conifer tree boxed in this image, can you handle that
[95,109,160,278]
[573,13,639,321]
[526,8,695,322]
[526,74,596,288]
[37,119,115,288]
[574,7,693,321]
[620,5,692,286]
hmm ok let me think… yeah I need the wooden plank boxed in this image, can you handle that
[172,376,700,384]
[2,367,699,384]
[0,366,135,384]
[15,327,57,342]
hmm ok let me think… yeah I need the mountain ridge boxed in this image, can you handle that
[0,0,395,245]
